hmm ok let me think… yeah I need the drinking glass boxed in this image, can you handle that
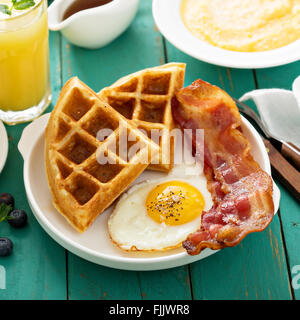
[0,0,51,125]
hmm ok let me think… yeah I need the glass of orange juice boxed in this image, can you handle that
[0,0,51,125]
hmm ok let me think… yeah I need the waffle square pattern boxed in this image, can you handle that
[99,63,186,172]
[45,77,159,232]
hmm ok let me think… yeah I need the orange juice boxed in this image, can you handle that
[0,0,51,124]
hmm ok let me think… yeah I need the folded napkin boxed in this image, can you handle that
[239,76,300,149]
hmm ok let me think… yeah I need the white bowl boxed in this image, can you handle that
[153,0,300,69]
[18,113,280,270]
[48,0,140,49]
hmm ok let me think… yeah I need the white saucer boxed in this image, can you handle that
[0,121,8,174]
[153,0,300,69]
[18,113,280,270]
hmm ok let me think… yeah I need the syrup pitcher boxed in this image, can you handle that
[48,0,140,49]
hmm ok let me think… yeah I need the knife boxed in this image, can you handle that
[263,138,300,201]
[234,98,300,201]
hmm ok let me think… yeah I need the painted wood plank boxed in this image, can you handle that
[0,31,66,300]
[255,62,300,299]
[68,254,141,300]
[49,31,63,106]
[164,40,292,299]
[277,183,300,300]
[189,218,292,300]
[137,267,192,300]
[61,0,191,300]
[255,61,300,90]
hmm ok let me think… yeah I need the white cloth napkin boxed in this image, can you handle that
[239,76,300,148]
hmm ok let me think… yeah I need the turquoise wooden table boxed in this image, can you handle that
[0,0,300,300]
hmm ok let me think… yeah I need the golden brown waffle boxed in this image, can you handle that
[45,77,159,232]
[98,63,186,172]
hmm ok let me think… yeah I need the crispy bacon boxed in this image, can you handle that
[172,79,274,255]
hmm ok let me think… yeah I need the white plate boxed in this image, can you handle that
[152,0,300,69]
[18,113,280,271]
[0,121,8,174]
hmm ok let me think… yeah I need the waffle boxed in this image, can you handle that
[45,77,159,232]
[98,63,186,172]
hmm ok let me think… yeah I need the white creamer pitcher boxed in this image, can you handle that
[48,0,140,49]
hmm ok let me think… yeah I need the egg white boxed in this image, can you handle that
[108,164,213,252]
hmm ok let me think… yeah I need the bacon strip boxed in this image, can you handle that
[172,80,274,255]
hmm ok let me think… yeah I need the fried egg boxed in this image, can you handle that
[108,165,213,251]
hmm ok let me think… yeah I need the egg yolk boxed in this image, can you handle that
[146,180,205,226]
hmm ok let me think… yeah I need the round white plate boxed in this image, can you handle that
[0,121,8,174]
[18,113,280,271]
[153,0,300,69]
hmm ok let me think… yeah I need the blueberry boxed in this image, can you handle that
[0,238,13,257]
[0,193,14,209]
[7,210,27,228]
